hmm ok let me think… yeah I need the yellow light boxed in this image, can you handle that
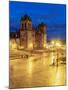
[19,45,24,49]
[50,39,62,48]
[28,43,33,49]
[51,40,55,45]
[43,44,46,48]
[12,44,17,49]
[10,40,17,49]
[55,41,61,47]
[27,57,34,75]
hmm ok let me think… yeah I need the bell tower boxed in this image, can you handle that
[21,15,32,30]
[20,15,34,49]
[35,23,47,49]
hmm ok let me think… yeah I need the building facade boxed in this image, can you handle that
[20,15,47,49]
[35,23,47,49]
[20,15,35,49]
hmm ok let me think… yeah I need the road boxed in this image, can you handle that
[9,49,66,89]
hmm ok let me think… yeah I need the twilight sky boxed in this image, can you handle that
[9,1,66,40]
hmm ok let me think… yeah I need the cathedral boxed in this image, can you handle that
[20,15,47,49]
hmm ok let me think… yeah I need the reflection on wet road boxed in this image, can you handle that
[9,51,66,88]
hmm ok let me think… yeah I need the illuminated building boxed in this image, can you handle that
[20,15,35,49]
[10,15,47,50]
[35,23,47,49]
[20,15,47,49]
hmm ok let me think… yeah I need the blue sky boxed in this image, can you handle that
[9,1,66,40]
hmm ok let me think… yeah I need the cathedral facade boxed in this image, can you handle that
[20,15,47,49]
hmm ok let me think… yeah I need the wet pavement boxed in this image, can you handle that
[9,50,66,88]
